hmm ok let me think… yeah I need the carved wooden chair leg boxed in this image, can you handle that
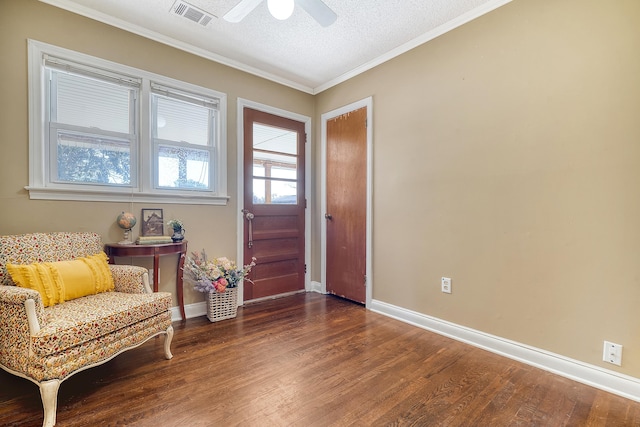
[39,379,61,427]
[164,325,174,360]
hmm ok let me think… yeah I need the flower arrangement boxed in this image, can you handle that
[167,219,184,231]
[184,250,256,293]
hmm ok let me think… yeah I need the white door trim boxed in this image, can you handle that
[236,99,312,304]
[320,97,373,308]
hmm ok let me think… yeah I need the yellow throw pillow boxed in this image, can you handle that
[6,262,64,307]
[53,252,115,300]
[7,252,115,307]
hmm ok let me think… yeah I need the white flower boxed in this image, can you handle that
[217,257,234,271]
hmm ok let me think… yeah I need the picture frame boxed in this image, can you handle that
[141,208,164,236]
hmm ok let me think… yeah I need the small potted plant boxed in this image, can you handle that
[167,219,185,242]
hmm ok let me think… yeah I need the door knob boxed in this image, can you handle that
[325,213,333,220]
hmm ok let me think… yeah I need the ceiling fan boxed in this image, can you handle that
[223,0,337,27]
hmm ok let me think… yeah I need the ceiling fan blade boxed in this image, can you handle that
[296,0,337,27]
[223,0,263,23]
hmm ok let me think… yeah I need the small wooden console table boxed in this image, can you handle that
[105,241,188,321]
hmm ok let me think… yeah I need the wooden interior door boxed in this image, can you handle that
[243,107,306,301]
[326,107,367,303]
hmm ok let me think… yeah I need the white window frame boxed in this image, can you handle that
[27,39,228,205]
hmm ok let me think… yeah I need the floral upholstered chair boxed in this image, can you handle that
[0,232,174,427]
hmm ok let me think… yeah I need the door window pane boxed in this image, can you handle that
[253,123,297,154]
[253,164,265,177]
[253,179,297,204]
[252,122,298,204]
[253,151,297,168]
[271,166,296,180]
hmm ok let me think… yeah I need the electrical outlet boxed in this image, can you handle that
[441,277,452,294]
[603,341,622,366]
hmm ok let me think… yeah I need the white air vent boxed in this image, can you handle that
[170,0,215,26]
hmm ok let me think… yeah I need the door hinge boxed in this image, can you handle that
[364,275,367,285]
[305,198,307,209]
[304,264,307,274]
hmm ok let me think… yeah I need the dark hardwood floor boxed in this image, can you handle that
[1,293,639,426]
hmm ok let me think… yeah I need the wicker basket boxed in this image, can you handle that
[206,287,238,322]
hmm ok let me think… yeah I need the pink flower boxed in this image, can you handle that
[213,277,228,293]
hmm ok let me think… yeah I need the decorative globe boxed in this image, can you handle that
[116,212,136,245]
[117,212,137,231]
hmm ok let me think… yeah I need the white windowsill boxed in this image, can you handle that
[25,186,230,205]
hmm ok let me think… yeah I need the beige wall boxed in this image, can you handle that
[2,0,640,379]
[0,0,314,307]
[315,0,640,377]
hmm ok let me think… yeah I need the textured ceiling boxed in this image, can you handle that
[40,0,511,94]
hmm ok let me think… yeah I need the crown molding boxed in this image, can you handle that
[38,0,315,94]
[39,0,512,95]
[313,0,513,93]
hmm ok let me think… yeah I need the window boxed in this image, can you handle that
[46,57,138,187]
[151,83,217,191]
[28,40,228,204]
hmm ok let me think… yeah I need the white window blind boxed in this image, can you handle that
[53,71,134,133]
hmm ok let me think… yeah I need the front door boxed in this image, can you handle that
[325,107,367,303]
[243,107,306,301]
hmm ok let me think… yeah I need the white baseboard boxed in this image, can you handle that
[170,301,206,322]
[172,285,325,321]
[171,287,316,321]
[310,280,323,294]
[370,298,640,403]
[245,290,305,304]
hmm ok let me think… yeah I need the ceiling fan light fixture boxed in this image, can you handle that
[267,0,294,20]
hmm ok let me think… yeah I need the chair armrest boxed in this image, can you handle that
[109,265,152,294]
[0,285,46,369]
